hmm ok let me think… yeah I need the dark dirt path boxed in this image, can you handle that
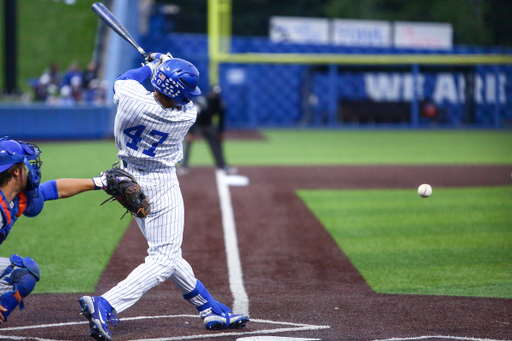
[1,165,511,341]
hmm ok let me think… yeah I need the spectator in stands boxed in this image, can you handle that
[84,79,99,104]
[33,74,50,102]
[44,62,62,88]
[56,85,75,107]
[45,84,59,106]
[178,85,237,175]
[70,76,83,103]
[82,62,98,91]
[33,62,61,102]
[94,80,108,106]
[84,79,107,106]
[63,61,82,87]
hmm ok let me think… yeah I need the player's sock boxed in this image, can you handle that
[183,280,232,316]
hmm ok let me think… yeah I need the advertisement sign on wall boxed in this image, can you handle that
[270,17,453,50]
[332,19,392,47]
[394,21,453,49]
[269,16,330,44]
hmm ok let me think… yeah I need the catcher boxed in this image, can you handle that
[0,137,149,324]
[0,137,123,323]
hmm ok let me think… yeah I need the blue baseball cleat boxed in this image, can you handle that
[200,308,249,330]
[78,296,119,341]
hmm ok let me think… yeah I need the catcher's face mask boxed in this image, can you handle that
[0,137,42,195]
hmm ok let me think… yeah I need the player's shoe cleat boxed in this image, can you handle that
[79,296,119,341]
[200,308,249,330]
[176,167,189,175]
[221,166,238,175]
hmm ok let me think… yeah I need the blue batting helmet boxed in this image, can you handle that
[151,58,201,106]
[0,137,42,191]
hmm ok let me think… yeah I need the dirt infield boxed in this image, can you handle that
[1,165,511,341]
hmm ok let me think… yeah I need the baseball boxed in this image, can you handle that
[418,184,432,198]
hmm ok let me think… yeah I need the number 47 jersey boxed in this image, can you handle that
[113,78,197,171]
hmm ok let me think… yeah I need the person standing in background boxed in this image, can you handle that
[178,85,237,175]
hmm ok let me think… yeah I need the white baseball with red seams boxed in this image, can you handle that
[418,184,433,198]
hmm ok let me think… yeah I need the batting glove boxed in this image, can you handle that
[91,172,107,190]
[145,52,162,64]
[146,59,163,78]
[160,52,173,62]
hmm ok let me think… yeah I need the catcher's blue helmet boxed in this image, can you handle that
[0,137,42,191]
[151,58,201,106]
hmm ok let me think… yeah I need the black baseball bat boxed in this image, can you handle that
[92,2,148,59]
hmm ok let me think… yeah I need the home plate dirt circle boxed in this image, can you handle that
[1,165,511,341]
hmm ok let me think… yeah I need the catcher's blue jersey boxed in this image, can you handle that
[0,181,58,244]
[0,191,26,244]
[113,78,197,171]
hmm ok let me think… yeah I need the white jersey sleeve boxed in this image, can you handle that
[113,79,197,171]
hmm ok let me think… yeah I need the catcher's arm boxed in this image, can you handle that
[0,305,7,324]
[23,178,100,218]
[56,178,97,198]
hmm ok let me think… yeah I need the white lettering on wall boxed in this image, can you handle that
[458,74,466,102]
[365,73,402,101]
[402,73,425,101]
[433,73,458,103]
[475,76,483,103]
[364,72,507,104]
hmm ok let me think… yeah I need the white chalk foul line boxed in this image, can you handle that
[129,324,330,341]
[0,315,330,341]
[0,337,58,341]
[0,315,199,331]
[216,169,250,316]
[373,336,511,341]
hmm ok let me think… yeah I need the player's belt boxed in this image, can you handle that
[122,160,146,172]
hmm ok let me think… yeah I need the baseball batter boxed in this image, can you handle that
[78,54,249,341]
[0,137,101,323]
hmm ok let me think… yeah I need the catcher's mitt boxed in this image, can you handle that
[100,165,151,219]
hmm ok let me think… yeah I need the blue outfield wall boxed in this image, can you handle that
[310,64,512,127]
[143,33,512,129]
[2,33,511,141]
[0,105,115,140]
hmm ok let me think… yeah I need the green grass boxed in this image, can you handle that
[1,130,511,295]
[0,0,98,93]
[187,130,512,166]
[298,186,512,298]
[0,140,126,293]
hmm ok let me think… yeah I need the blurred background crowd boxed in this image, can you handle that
[31,61,107,106]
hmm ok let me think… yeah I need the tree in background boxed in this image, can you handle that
[158,0,512,47]
[322,0,511,47]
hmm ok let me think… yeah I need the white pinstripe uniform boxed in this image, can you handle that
[102,76,199,314]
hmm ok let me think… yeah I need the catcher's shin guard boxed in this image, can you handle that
[0,291,23,321]
[0,255,39,321]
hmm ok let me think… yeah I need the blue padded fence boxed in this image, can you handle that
[142,32,512,129]
[2,33,511,142]
[0,105,114,140]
